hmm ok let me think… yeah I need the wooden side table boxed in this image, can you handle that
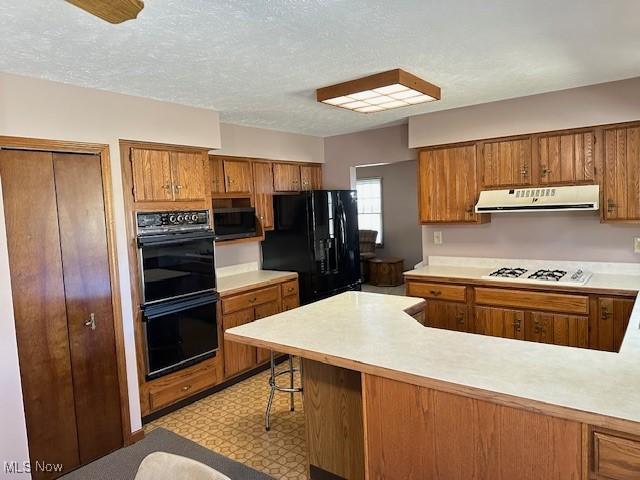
[368,257,404,287]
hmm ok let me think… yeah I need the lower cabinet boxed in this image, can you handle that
[591,297,635,352]
[222,308,258,378]
[527,312,588,348]
[255,301,279,364]
[425,300,470,332]
[474,306,524,340]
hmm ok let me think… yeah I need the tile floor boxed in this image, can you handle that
[145,361,307,480]
[361,282,407,296]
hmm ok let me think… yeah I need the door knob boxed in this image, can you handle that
[84,313,96,331]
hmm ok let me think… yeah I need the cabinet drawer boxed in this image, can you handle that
[594,432,640,480]
[281,279,299,298]
[222,286,279,314]
[474,287,589,315]
[406,282,466,303]
[149,369,217,411]
[282,295,299,312]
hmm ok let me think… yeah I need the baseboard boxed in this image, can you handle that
[127,428,145,445]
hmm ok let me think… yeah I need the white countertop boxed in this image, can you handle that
[226,290,640,431]
[216,269,297,297]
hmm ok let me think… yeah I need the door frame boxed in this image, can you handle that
[0,135,135,445]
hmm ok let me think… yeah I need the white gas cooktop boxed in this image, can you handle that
[481,267,592,287]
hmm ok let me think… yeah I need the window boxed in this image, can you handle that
[356,177,383,245]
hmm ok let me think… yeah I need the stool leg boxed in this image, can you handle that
[264,351,276,431]
[288,355,295,412]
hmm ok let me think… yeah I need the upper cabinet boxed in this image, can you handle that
[300,164,323,190]
[603,126,640,221]
[209,156,253,195]
[536,131,595,185]
[418,145,485,224]
[273,163,301,192]
[479,137,532,188]
[131,147,206,202]
[252,161,275,231]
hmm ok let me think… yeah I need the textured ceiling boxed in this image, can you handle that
[1,0,639,137]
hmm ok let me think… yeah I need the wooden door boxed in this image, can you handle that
[537,131,595,185]
[604,126,640,221]
[223,308,256,377]
[209,156,226,194]
[473,306,524,340]
[273,163,301,192]
[223,158,253,193]
[253,162,275,230]
[131,148,173,202]
[0,150,81,477]
[53,153,123,462]
[425,301,469,332]
[524,312,555,345]
[419,145,480,223]
[480,137,532,187]
[255,301,279,363]
[592,297,634,352]
[300,164,322,190]
[170,151,206,201]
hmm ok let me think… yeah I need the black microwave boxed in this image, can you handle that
[214,207,257,240]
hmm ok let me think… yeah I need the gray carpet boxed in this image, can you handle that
[61,428,274,480]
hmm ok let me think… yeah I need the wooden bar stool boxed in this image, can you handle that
[264,352,303,431]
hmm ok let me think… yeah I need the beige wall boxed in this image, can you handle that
[324,124,416,189]
[409,77,640,148]
[356,160,422,269]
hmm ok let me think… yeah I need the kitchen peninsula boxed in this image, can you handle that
[226,289,640,480]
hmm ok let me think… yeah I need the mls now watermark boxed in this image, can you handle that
[4,461,64,474]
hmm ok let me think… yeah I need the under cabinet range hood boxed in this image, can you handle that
[475,185,600,213]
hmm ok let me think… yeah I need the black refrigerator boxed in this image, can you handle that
[262,190,361,304]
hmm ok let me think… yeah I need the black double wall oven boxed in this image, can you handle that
[137,210,219,380]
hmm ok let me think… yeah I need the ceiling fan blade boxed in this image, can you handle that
[65,0,144,24]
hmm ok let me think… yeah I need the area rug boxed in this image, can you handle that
[61,428,274,480]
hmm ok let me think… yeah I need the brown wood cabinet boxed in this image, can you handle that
[480,136,532,187]
[592,430,640,480]
[223,158,253,194]
[131,147,206,202]
[273,162,301,192]
[407,278,634,352]
[418,144,484,224]
[255,300,279,364]
[252,161,275,230]
[300,164,323,190]
[222,308,257,377]
[209,156,225,194]
[537,131,595,185]
[603,126,640,221]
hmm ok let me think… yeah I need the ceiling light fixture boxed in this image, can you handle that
[65,0,144,24]
[316,69,441,114]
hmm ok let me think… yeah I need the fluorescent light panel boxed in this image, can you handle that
[317,69,440,114]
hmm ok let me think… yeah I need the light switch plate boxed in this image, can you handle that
[433,231,443,245]
[634,237,640,253]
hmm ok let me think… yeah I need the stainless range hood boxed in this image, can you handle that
[475,185,599,213]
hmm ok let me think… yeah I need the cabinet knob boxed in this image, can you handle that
[249,298,257,304]
[601,307,611,320]
[540,166,550,177]
[430,290,442,296]
[455,313,465,324]
[181,385,192,392]
[607,200,617,212]
[520,165,529,176]
[513,320,521,332]
[162,184,171,190]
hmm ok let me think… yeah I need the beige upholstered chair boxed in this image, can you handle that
[135,452,232,480]
[359,229,378,282]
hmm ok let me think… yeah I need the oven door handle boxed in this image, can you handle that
[137,230,215,247]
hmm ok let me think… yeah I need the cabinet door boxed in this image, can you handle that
[223,159,253,193]
[301,164,322,190]
[425,300,469,332]
[418,145,481,223]
[131,148,173,202]
[524,312,555,345]
[473,306,524,340]
[273,163,301,192]
[282,294,300,312]
[550,314,588,348]
[170,151,206,201]
[255,301,279,364]
[209,156,225,194]
[592,297,634,352]
[480,137,532,187]
[253,162,274,230]
[537,131,595,185]
[223,308,256,377]
[604,126,640,221]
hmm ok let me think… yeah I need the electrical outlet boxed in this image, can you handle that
[634,237,640,254]
[433,231,443,245]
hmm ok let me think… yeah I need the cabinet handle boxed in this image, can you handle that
[520,165,529,177]
[465,207,474,214]
[540,166,550,177]
[601,307,611,320]
[429,290,442,296]
[84,312,96,331]
[162,184,172,190]
[513,319,521,332]
[248,298,257,304]
[455,313,465,324]
[181,385,192,392]
[607,200,617,213]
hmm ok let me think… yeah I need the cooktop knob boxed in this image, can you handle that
[176,214,184,222]
[169,215,176,223]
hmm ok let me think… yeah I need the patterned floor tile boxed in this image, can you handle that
[145,360,307,479]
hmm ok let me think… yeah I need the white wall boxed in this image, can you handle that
[216,123,324,163]
[0,72,222,448]
[409,77,640,148]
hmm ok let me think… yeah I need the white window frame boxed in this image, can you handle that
[356,177,384,247]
